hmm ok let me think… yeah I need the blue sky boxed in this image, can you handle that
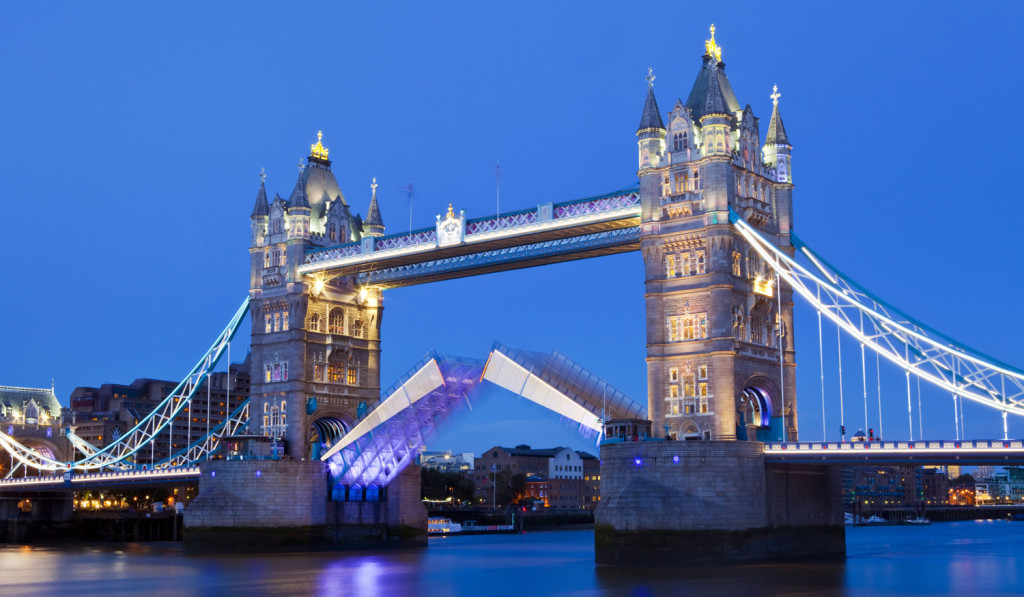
[2,2,1023,456]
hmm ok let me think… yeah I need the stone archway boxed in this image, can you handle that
[738,378,780,442]
[307,414,352,459]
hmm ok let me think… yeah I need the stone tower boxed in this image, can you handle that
[638,26,797,442]
[249,132,385,458]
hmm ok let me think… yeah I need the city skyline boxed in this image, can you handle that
[3,3,1023,456]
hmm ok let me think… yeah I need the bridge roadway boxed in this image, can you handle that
[297,189,641,288]
[7,437,1024,493]
[0,466,199,491]
[763,439,1024,465]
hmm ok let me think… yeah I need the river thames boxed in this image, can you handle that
[1,521,1022,596]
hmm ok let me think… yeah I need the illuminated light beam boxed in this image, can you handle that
[730,209,1024,416]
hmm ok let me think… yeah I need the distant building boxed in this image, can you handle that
[420,451,473,474]
[844,465,951,508]
[474,444,597,509]
[69,357,250,464]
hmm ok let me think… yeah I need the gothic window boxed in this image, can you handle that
[682,316,695,340]
[272,219,282,234]
[314,363,325,381]
[669,367,679,383]
[682,254,691,276]
[698,364,708,380]
[694,170,700,190]
[264,252,271,268]
[265,314,272,333]
[674,172,685,194]
[328,309,344,334]
[281,311,289,331]
[696,252,706,274]
[669,384,679,398]
[672,133,681,151]
[328,364,343,383]
[273,313,280,332]
[264,365,272,383]
[671,401,680,415]
[309,313,321,332]
[732,252,742,276]
[667,317,680,341]
[699,315,708,339]
[666,254,676,278]
[350,319,364,338]
[682,132,688,149]
[347,367,358,385]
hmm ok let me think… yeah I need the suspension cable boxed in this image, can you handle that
[905,340,913,441]
[818,288,827,441]
[876,351,883,440]
[860,312,869,435]
[838,324,846,441]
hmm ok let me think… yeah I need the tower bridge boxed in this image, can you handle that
[3,25,1024,563]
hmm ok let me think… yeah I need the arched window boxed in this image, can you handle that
[309,313,321,332]
[328,309,344,334]
[350,319,364,338]
[696,252,706,274]
[682,132,688,149]
[682,254,691,276]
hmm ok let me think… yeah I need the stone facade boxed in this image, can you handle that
[637,27,797,442]
[249,137,386,458]
[596,441,844,565]
[183,459,427,552]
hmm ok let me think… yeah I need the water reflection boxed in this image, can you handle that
[0,523,1022,596]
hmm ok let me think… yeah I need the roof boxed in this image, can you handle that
[288,169,310,210]
[363,182,385,235]
[684,57,741,121]
[637,85,665,132]
[765,102,790,145]
[250,181,269,218]
[0,385,63,417]
[302,160,346,221]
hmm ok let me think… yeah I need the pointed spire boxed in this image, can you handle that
[363,177,385,237]
[700,64,730,119]
[288,160,310,209]
[765,85,790,145]
[637,67,665,132]
[251,167,269,218]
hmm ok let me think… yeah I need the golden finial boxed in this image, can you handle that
[310,130,329,160]
[705,24,722,63]
[770,84,781,106]
[446,203,455,219]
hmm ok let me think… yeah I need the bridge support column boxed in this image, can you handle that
[183,460,426,552]
[595,441,844,566]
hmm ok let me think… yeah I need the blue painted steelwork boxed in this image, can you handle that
[357,226,639,287]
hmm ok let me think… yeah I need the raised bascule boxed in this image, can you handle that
[4,25,1024,563]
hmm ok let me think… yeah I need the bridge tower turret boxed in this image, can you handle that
[638,25,797,442]
[248,132,384,459]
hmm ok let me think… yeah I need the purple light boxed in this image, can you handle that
[633,457,643,467]
[210,471,216,478]
[255,470,262,478]
[672,455,679,463]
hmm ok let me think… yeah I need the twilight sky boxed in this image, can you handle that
[2,2,1023,456]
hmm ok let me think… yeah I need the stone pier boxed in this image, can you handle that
[595,441,844,565]
[183,460,427,552]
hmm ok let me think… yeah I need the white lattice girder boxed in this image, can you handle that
[482,350,603,433]
[730,210,1024,416]
[320,359,445,460]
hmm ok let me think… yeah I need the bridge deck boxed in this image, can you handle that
[299,190,640,288]
[763,440,1024,465]
[0,466,200,492]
